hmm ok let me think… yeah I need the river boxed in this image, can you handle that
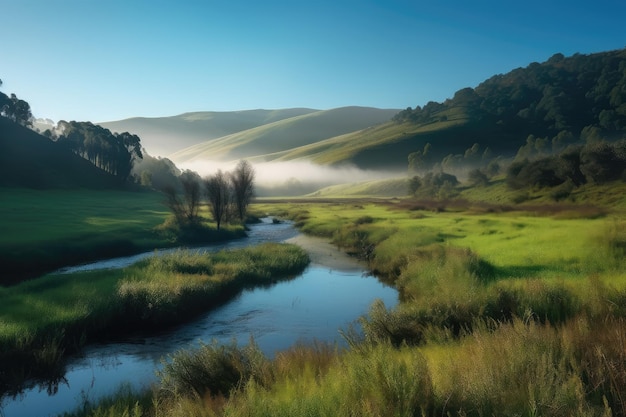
[0,219,398,417]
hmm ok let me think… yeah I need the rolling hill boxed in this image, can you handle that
[98,108,319,156]
[0,117,121,189]
[170,106,400,163]
[249,48,626,171]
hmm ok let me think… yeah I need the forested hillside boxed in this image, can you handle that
[269,48,626,171]
[0,117,122,189]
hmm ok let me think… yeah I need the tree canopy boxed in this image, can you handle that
[394,49,626,142]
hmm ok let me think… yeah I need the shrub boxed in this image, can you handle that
[158,339,269,399]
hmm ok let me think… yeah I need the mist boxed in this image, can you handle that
[178,160,404,196]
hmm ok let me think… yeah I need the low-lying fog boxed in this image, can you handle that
[178,160,404,196]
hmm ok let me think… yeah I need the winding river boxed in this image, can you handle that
[0,219,398,417]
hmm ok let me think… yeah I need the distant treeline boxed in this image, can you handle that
[54,121,143,182]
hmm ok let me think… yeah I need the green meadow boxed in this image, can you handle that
[3,180,626,416]
[0,188,171,282]
[61,194,626,417]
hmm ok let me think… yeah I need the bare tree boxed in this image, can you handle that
[179,170,202,223]
[162,170,202,225]
[162,184,185,224]
[230,160,255,222]
[205,170,231,230]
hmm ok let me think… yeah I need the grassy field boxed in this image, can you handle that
[60,192,626,417]
[0,188,248,284]
[0,243,309,397]
[0,188,172,282]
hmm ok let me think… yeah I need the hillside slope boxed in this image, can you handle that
[0,117,121,189]
[99,108,318,156]
[252,48,626,171]
[170,106,400,163]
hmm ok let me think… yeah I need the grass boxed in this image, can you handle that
[0,243,309,396]
[0,188,171,283]
[0,188,248,284]
[34,192,626,416]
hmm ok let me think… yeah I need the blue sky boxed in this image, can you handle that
[2,0,625,122]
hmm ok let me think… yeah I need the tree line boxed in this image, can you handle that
[55,121,143,182]
[164,160,255,231]
[1,77,143,183]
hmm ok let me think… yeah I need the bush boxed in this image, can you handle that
[158,340,269,399]
[580,140,626,184]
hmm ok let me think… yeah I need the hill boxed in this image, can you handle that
[98,108,319,156]
[308,177,409,198]
[249,48,626,172]
[170,106,400,163]
[0,117,121,189]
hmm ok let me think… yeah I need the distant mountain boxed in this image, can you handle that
[98,108,319,156]
[170,106,400,163]
[0,117,121,189]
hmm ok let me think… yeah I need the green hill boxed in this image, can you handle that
[170,106,400,163]
[248,48,626,171]
[309,177,409,197]
[98,108,319,156]
[0,117,121,189]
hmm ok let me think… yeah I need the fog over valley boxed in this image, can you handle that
[179,159,404,196]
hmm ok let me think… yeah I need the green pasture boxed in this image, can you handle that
[0,187,246,283]
[0,188,169,247]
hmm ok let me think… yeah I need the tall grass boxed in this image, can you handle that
[49,201,626,416]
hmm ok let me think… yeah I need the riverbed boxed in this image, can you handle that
[0,219,398,417]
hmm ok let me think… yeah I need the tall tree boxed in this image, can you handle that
[1,93,32,127]
[230,160,255,222]
[205,170,231,231]
[56,121,142,181]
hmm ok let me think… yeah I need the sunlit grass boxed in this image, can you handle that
[38,198,626,416]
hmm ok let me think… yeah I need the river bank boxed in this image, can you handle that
[1,221,398,417]
[0,241,309,400]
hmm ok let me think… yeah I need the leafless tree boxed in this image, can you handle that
[205,170,231,230]
[162,170,202,224]
[179,170,202,223]
[230,160,255,222]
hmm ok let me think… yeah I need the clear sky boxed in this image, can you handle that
[2,0,625,123]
